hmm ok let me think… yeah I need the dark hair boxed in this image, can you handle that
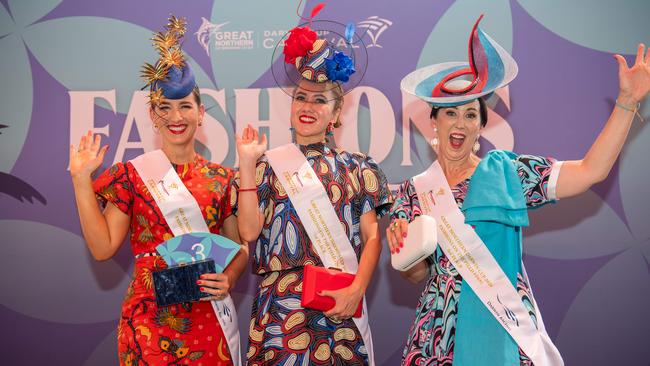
[191,86,202,105]
[430,97,488,127]
[149,85,202,111]
[330,82,344,128]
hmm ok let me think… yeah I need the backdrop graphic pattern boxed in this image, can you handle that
[0,0,649,365]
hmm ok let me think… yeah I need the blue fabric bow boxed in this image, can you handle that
[453,150,529,366]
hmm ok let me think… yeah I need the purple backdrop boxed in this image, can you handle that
[1,0,649,365]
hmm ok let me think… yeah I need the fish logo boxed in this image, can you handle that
[426,190,437,206]
[195,17,230,56]
[497,294,520,327]
[157,179,170,196]
[291,171,304,188]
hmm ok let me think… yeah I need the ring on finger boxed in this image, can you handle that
[390,221,398,232]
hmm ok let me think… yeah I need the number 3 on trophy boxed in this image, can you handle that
[191,243,207,260]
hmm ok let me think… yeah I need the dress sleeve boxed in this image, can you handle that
[229,170,240,217]
[219,168,235,224]
[92,162,134,215]
[388,179,422,223]
[514,154,563,208]
[356,155,393,218]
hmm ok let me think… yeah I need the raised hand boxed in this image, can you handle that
[614,43,650,106]
[69,130,109,179]
[236,124,268,167]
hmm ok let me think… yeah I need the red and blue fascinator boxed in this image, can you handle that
[140,15,197,106]
[401,14,517,107]
[272,3,368,99]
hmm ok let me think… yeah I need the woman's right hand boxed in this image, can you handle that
[236,124,268,167]
[69,130,109,179]
[386,218,409,254]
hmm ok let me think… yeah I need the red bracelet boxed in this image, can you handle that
[239,187,257,192]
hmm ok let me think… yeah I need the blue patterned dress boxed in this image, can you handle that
[390,154,559,366]
[231,143,392,365]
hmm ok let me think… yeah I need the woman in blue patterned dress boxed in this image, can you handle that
[232,21,392,365]
[386,16,650,366]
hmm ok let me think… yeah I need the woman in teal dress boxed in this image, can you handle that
[386,16,650,366]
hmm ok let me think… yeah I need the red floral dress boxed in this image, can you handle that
[93,154,235,366]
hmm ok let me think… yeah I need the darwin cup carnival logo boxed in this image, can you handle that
[356,16,393,48]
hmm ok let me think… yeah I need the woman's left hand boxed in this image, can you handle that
[615,43,650,105]
[320,284,364,321]
[236,124,268,167]
[198,273,231,301]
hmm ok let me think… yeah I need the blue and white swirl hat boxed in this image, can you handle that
[401,14,518,107]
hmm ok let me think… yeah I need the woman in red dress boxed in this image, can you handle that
[69,16,247,366]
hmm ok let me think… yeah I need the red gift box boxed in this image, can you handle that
[301,265,363,318]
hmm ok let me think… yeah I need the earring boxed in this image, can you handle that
[431,126,439,147]
[152,124,160,134]
[326,123,335,136]
[432,127,439,147]
[289,127,296,144]
[473,137,480,153]
[324,124,335,143]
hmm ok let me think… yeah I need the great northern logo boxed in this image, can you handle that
[195,17,253,53]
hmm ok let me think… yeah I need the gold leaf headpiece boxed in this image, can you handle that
[140,15,188,106]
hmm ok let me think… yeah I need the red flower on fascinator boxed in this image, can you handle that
[283,26,317,64]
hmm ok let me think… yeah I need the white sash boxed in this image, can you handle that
[265,144,375,365]
[130,150,241,366]
[412,161,563,366]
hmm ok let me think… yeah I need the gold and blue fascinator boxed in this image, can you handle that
[140,15,196,106]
